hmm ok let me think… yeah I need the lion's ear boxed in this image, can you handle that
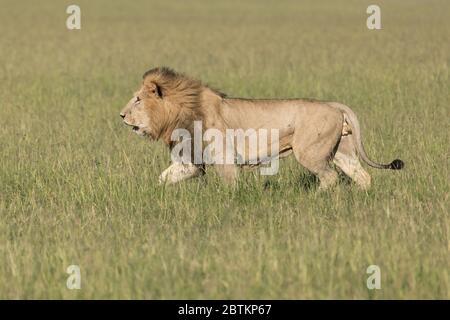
[145,81,163,98]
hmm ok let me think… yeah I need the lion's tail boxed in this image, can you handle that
[329,102,404,170]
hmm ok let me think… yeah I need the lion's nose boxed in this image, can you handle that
[120,113,125,119]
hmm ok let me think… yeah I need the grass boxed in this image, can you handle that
[0,0,448,299]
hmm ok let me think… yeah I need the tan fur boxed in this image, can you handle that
[120,67,403,189]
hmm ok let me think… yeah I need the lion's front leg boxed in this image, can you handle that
[158,163,203,185]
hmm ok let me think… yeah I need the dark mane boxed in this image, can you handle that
[142,67,227,100]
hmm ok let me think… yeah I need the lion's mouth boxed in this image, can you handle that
[132,125,144,135]
[123,121,150,137]
[131,125,150,137]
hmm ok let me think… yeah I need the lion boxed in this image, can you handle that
[120,67,404,190]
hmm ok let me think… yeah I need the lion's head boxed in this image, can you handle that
[120,68,179,140]
[120,67,208,143]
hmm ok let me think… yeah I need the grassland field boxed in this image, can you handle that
[0,0,448,299]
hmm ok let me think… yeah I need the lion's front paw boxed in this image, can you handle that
[158,171,170,185]
[158,163,202,185]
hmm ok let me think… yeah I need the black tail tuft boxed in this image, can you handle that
[389,159,404,170]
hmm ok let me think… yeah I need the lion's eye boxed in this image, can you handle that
[135,96,141,103]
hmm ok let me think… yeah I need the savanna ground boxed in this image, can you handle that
[0,0,448,299]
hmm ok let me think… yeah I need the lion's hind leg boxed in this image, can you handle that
[291,106,344,191]
[333,135,371,190]
[293,155,339,191]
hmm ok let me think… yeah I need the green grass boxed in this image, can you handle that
[0,0,448,299]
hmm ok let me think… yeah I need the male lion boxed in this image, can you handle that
[120,67,403,190]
